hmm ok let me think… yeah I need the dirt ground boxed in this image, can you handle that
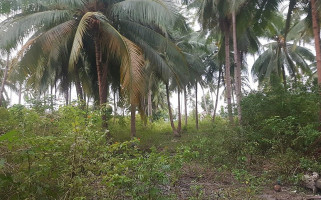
[172,163,321,200]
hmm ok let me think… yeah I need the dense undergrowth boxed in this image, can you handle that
[1,82,321,199]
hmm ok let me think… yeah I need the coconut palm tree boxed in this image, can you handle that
[310,0,321,85]
[175,31,207,131]
[190,0,282,124]
[252,12,315,86]
[0,0,187,137]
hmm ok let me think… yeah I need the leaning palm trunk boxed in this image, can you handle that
[195,82,199,130]
[283,0,297,83]
[213,68,221,122]
[177,88,182,133]
[166,83,179,137]
[225,29,234,124]
[0,53,9,107]
[232,11,242,124]
[131,104,136,138]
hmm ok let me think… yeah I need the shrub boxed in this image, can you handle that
[241,81,320,154]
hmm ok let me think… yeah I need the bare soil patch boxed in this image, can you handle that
[172,163,320,200]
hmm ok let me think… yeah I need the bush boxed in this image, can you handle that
[242,81,319,128]
[0,106,184,199]
[241,81,320,154]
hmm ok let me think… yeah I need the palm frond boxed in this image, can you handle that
[69,12,94,71]
[0,9,71,48]
[97,13,146,105]
[111,0,178,28]
[119,20,189,79]
[121,37,146,105]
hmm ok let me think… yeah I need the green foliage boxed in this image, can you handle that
[242,80,320,154]
[152,109,169,121]
[24,94,56,113]
[189,182,205,200]
[104,145,182,199]
[0,106,185,199]
[237,81,321,184]
[0,107,12,134]
[200,92,214,115]
[1,82,321,198]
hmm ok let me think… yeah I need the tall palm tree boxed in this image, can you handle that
[202,49,222,122]
[0,0,186,136]
[311,0,321,86]
[231,0,250,123]
[190,0,282,124]
[308,0,321,151]
[140,26,205,136]
[187,0,233,123]
[174,30,210,130]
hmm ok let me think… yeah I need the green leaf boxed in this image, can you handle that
[0,130,18,142]
[0,158,5,169]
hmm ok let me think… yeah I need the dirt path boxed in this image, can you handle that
[258,187,317,200]
[172,163,320,200]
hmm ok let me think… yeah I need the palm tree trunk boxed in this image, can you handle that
[177,88,182,133]
[94,35,109,130]
[210,91,215,114]
[148,89,152,121]
[113,91,117,123]
[166,83,179,137]
[213,68,222,122]
[281,64,287,88]
[143,97,148,127]
[232,10,242,124]
[18,83,22,105]
[202,87,208,115]
[311,0,321,85]
[195,82,199,130]
[69,83,72,103]
[311,0,321,131]
[50,83,54,111]
[131,104,136,138]
[65,88,69,106]
[225,29,234,124]
[184,87,188,127]
[0,53,10,107]
[232,84,235,105]
[44,90,47,107]
[54,82,57,101]
[75,80,83,101]
[285,0,297,39]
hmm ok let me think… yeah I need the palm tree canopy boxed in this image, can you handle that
[0,0,189,105]
[252,41,314,83]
